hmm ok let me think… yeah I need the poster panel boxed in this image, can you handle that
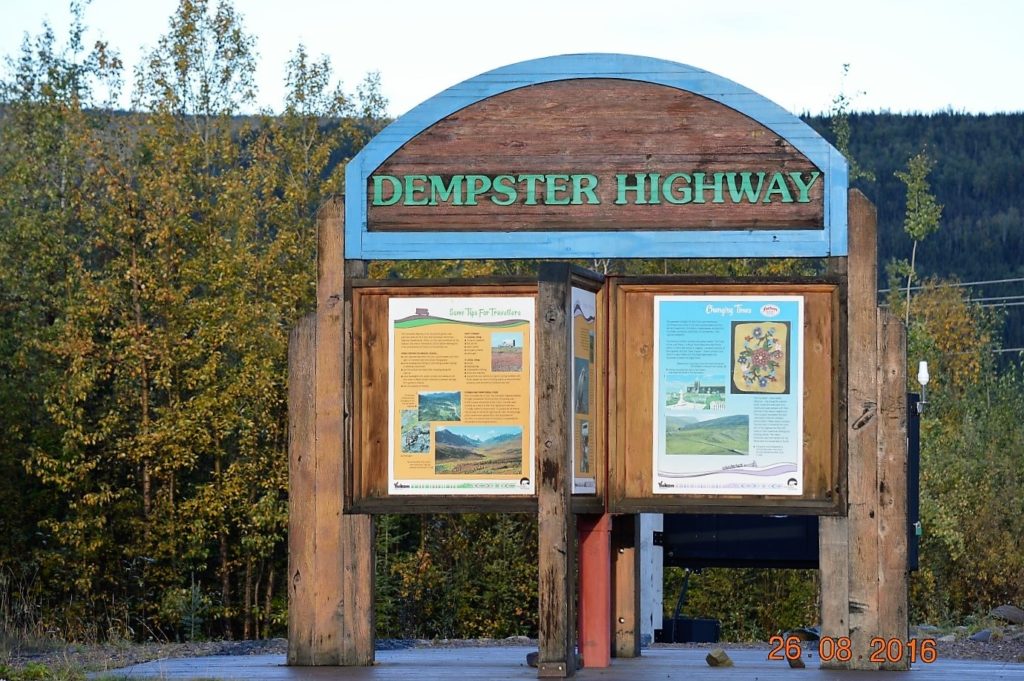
[571,288,597,495]
[653,295,804,495]
[388,296,535,495]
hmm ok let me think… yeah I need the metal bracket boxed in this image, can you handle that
[652,531,664,547]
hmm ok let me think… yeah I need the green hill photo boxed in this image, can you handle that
[665,414,749,455]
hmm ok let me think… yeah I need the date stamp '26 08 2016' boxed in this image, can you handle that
[768,635,938,664]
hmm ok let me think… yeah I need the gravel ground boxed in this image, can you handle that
[4,632,1023,673]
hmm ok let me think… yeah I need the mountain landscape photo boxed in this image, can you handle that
[434,426,523,475]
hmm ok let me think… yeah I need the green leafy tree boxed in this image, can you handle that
[1,0,387,640]
[894,151,943,325]
[829,64,875,183]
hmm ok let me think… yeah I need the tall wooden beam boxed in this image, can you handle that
[287,313,317,663]
[820,190,907,670]
[877,310,909,669]
[288,198,374,666]
[537,263,576,678]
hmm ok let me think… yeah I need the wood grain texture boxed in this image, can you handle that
[877,310,909,670]
[367,80,823,233]
[607,281,839,515]
[536,263,576,677]
[818,256,850,650]
[287,313,316,665]
[289,199,374,666]
[611,514,641,658]
[843,191,880,671]
[341,258,374,666]
[351,284,538,512]
[345,54,849,260]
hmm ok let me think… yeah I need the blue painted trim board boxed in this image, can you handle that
[345,53,849,260]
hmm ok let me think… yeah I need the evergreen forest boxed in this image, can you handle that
[1,0,1021,649]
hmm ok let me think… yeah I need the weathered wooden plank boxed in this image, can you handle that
[342,254,374,666]
[339,513,374,665]
[300,198,374,666]
[877,310,909,670]
[819,190,879,671]
[343,260,367,509]
[818,256,850,651]
[350,497,538,515]
[845,191,880,671]
[287,313,317,665]
[611,514,641,658]
[366,80,824,234]
[536,263,576,678]
[354,292,389,502]
[352,284,541,511]
[312,199,347,665]
[608,282,838,515]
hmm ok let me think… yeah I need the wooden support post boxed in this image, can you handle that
[287,198,374,666]
[611,514,641,658]
[820,190,907,670]
[877,310,909,669]
[577,514,611,668]
[537,263,577,678]
[287,313,317,662]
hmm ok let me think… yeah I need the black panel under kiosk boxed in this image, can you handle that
[657,394,922,642]
[663,513,819,569]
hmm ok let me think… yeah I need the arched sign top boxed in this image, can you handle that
[345,53,848,260]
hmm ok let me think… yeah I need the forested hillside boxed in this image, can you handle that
[805,112,1024,349]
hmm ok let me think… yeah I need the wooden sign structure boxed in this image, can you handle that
[288,54,908,674]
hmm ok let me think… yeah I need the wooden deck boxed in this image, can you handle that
[95,646,1024,680]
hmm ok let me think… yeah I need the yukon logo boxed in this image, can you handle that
[760,304,781,318]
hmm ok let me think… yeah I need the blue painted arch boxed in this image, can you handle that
[345,53,848,260]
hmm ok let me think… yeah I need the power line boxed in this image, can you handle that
[967,294,1024,303]
[879,276,1024,294]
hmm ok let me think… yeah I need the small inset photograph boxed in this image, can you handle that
[664,375,727,411]
[400,409,430,453]
[434,425,523,475]
[731,321,791,394]
[578,420,591,473]
[574,358,590,414]
[664,414,749,456]
[491,331,524,372]
[417,391,462,422]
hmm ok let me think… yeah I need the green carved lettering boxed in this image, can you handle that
[464,175,492,205]
[662,173,692,204]
[788,171,821,203]
[616,173,648,204]
[490,175,517,206]
[726,172,765,203]
[518,174,544,205]
[545,174,571,205]
[691,172,726,204]
[372,175,402,206]
[429,175,465,205]
[403,175,429,206]
[762,172,793,203]
[648,173,662,204]
[571,174,600,204]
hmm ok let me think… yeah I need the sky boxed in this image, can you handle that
[1,0,1022,118]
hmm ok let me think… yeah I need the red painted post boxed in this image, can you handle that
[577,513,612,668]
